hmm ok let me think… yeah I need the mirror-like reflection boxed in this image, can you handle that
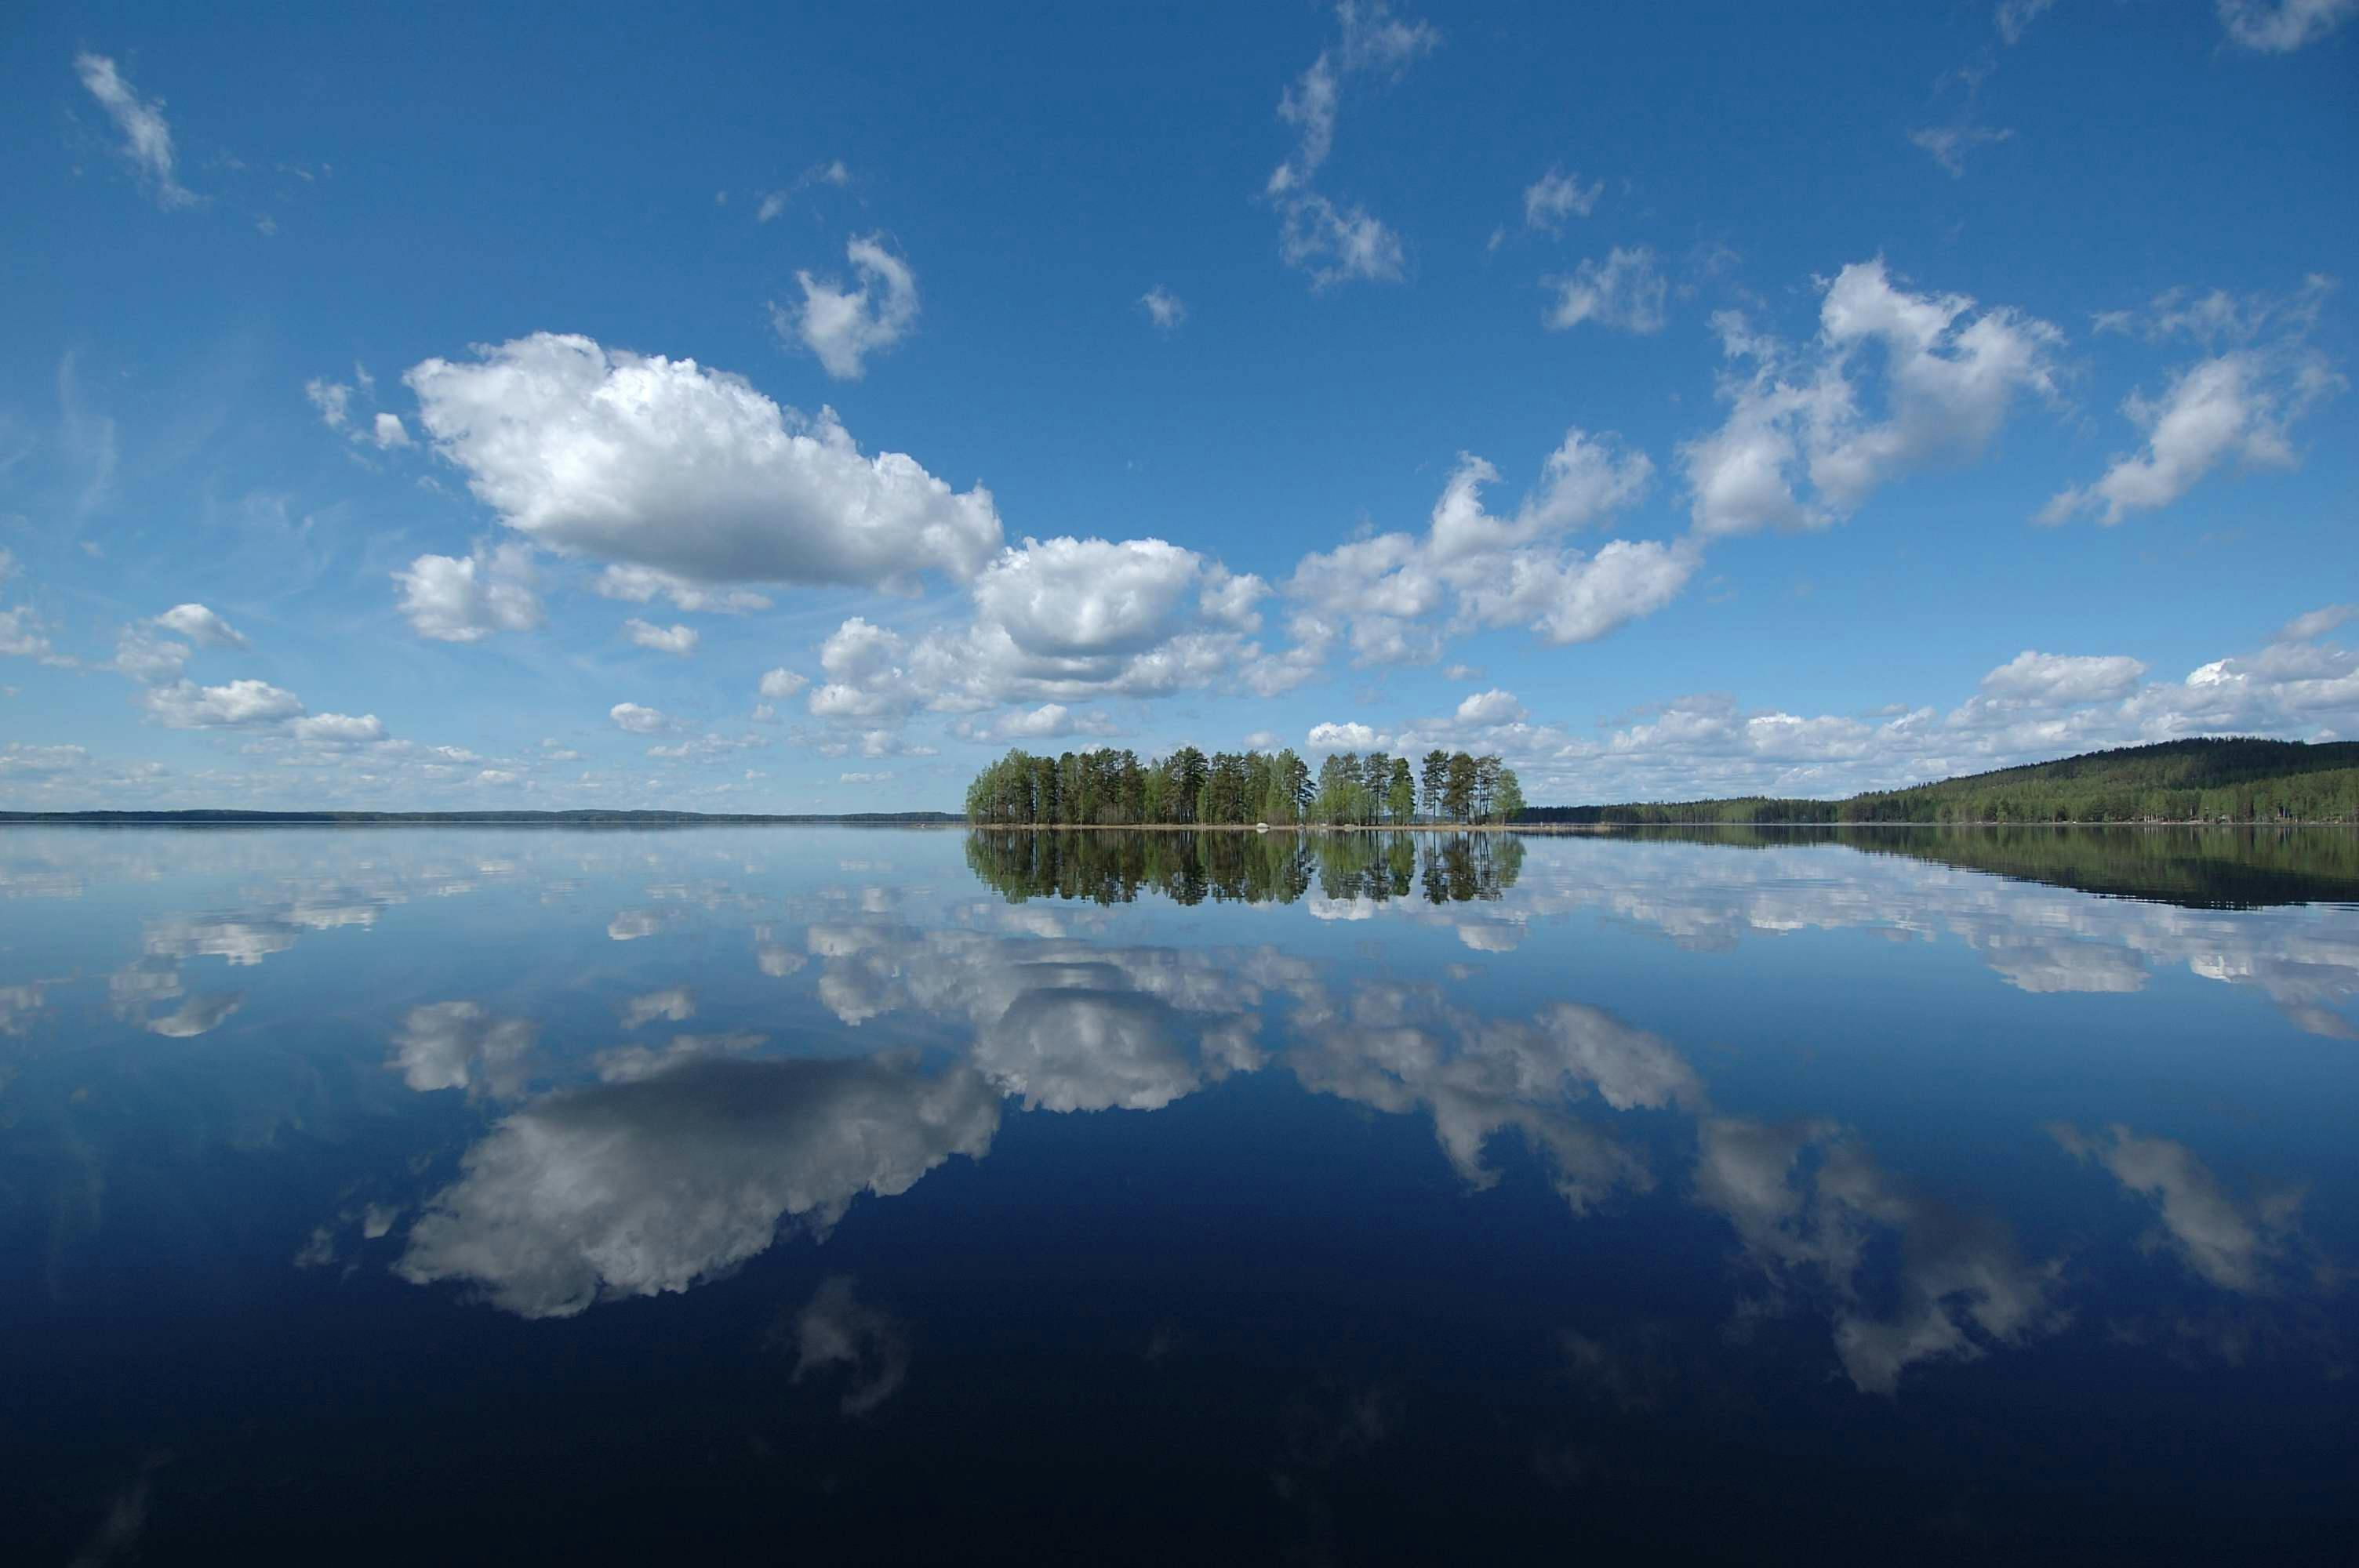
[1,823,2352,1560]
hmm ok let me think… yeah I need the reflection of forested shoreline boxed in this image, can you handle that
[1612,824,2359,909]
[965,829,1525,906]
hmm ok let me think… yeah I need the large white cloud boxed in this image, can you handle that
[405,332,1001,590]
[1682,260,2061,538]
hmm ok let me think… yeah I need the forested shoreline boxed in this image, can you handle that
[965,746,1525,827]
[1519,739,2359,826]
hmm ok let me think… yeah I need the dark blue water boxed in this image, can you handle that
[2,826,2353,1563]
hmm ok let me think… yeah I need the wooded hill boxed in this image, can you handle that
[1522,739,2359,825]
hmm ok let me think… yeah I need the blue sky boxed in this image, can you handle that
[3,0,2354,811]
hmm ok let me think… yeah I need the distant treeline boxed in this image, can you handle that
[965,746,1525,826]
[1520,739,2359,826]
[967,826,1523,906]
[0,809,964,826]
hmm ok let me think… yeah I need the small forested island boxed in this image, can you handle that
[964,746,1525,827]
[1521,738,2359,826]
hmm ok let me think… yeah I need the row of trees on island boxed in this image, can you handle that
[964,746,1526,826]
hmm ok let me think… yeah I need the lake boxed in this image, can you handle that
[3,824,2354,1562]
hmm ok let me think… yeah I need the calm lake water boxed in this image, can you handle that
[2,825,2354,1563]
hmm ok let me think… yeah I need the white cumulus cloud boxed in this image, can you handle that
[623,619,699,656]
[1683,259,2061,538]
[407,332,1000,590]
[154,603,248,648]
[774,234,920,379]
[393,543,543,643]
[609,702,671,735]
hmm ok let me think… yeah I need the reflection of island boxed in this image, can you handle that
[964,828,1523,906]
[1604,824,2359,909]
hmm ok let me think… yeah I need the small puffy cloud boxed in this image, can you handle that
[2038,347,2341,525]
[1684,259,2061,538]
[1307,720,1385,750]
[1265,2,1437,289]
[290,712,387,745]
[609,702,671,735]
[2215,0,2356,53]
[756,191,788,223]
[0,742,91,775]
[594,564,771,615]
[2054,1123,2306,1293]
[74,53,198,209]
[1524,167,1602,234]
[1278,194,1406,289]
[774,234,919,379]
[387,1000,536,1097]
[304,377,353,430]
[111,625,191,683]
[143,677,305,728]
[1141,286,1187,331]
[787,1275,911,1416]
[840,771,895,783]
[758,668,809,700]
[154,603,248,648]
[1908,123,2014,178]
[393,543,543,643]
[1978,651,2148,706]
[823,538,1305,728]
[619,987,696,1030]
[809,617,919,720]
[370,412,412,449]
[1545,247,1667,334]
[1287,429,1675,662]
[2279,604,2355,642]
[0,606,73,668]
[623,619,699,656]
[407,332,1001,590]
[955,703,1118,744]
[1455,688,1527,724]
[1996,0,2055,44]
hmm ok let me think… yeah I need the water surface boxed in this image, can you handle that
[2,825,2353,1562]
